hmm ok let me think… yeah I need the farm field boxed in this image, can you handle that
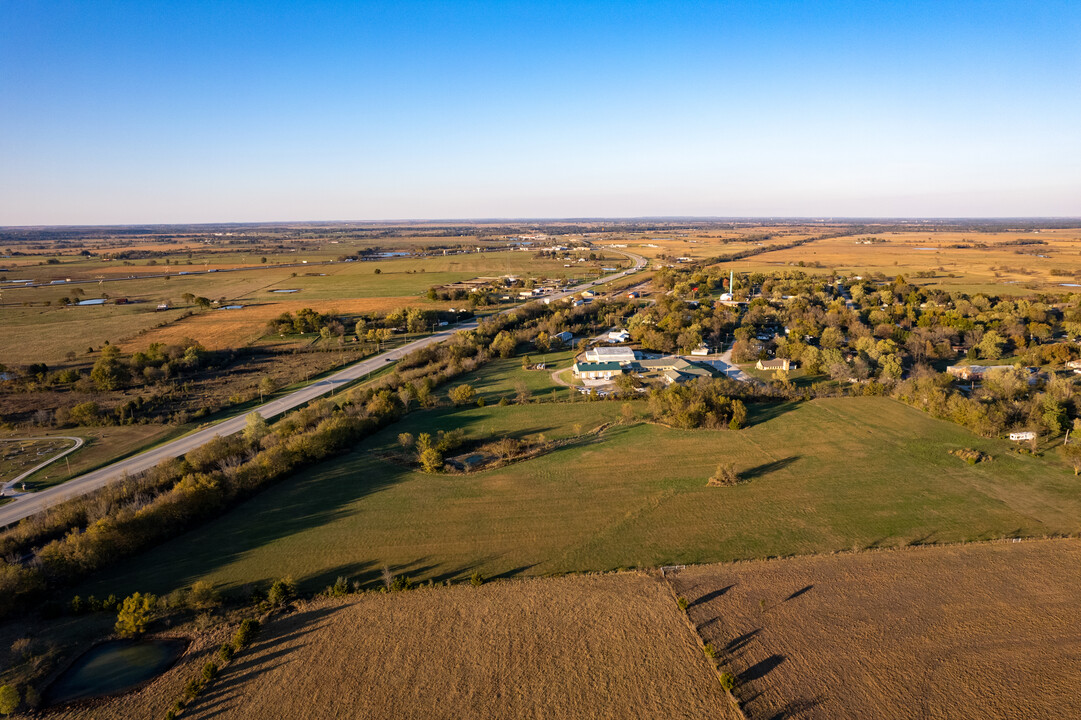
[734,228,1081,294]
[178,574,736,720]
[32,573,736,720]
[669,538,1081,720]
[1,250,590,363]
[81,395,1081,600]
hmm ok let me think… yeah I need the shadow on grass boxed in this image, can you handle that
[742,456,800,480]
[746,401,801,427]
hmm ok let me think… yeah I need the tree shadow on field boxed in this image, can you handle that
[783,585,813,603]
[740,653,785,683]
[690,584,734,609]
[746,401,800,427]
[742,456,800,480]
[188,603,348,719]
[765,696,823,720]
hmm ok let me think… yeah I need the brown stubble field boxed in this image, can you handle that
[174,573,739,720]
[668,539,1081,720]
[736,228,1081,293]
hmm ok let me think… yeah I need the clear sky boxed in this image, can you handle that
[1,0,1078,225]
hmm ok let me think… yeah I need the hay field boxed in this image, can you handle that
[738,228,1081,293]
[600,225,833,262]
[83,396,1081,599]
[669,538,1081,720]
[180,573,738,720]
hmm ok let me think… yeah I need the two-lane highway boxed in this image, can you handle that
[0,251,646,527]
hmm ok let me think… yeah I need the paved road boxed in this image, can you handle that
[0,252,645,527]
[0,436,84,491]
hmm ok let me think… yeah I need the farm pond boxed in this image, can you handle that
[45,638,188,705]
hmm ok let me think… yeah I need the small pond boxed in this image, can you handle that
[45,638,189,705]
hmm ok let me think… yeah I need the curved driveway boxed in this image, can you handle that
[0,251,645,527]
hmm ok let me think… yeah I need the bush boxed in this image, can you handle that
[703,642,715,659]
[201,661,218,681]
[266,577,296,608]
[719,672,738,692]
[232,619,260,649]
[218,643,235,662]
[948,448,990,465]
[0,685,19,715]
[114,592,157,638]
[707,463,741,486]
[677,596,689,611]
[470,571,485,587]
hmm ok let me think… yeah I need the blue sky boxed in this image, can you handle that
[1,1,1078,224]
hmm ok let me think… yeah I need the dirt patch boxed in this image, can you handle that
[180,573,739,720]
[668,539,1081,720]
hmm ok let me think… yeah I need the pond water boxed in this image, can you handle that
[45,638,188,705]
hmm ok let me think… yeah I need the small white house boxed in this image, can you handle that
[607,329,630,343]
[552,331,573,345]
[691,345,711,356]
[1009,431,1037,442]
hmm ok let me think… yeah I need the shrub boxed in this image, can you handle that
[948,448,990,465]
[232,619,260,649]
[677,596,689,611]
[218,643,234,662]
[266,577,296,608]
[115,592,157,638]
[707,463,741,486]
[470,571,485,587]
[0,685,19,715]
[719,672,738,692]
[703,642,715,659]
[201,662,218,681]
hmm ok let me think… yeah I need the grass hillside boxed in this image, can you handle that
[80,394,1081,599]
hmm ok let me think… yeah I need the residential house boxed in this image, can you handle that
[756,358,793,371]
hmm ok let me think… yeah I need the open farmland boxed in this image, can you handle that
[33,573,737,720]
[174,574,737,720]
[82,395,1081,599]
[669,538,1081,720]
[2,250,589,363]
[734,228,1081,294]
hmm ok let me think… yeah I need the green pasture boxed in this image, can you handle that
[82,395,1081,598]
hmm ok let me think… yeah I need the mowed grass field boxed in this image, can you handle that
[82,395,1081,599]
[670,538,1081,720]
[170,573,737,720]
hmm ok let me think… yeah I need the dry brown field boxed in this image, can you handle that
[598,225,833,262]
[669,538,1081,720]
[171,573,738,720]
[738,228,1081,293]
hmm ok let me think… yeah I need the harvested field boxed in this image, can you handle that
[669,539,1081,720]
[179,573,738,720]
